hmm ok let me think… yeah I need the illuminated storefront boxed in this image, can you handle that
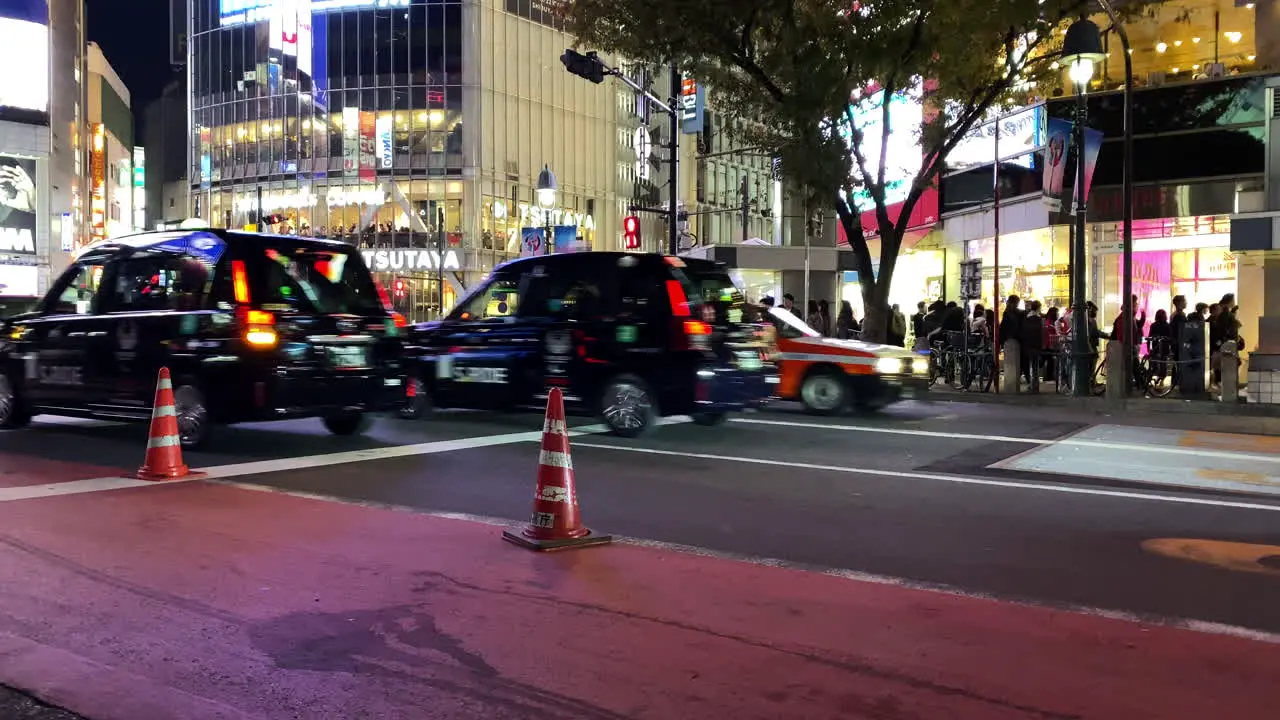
[187,0,619,321]
[964,227,1070,311]
[839,248,947,319]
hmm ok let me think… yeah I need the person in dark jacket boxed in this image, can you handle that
[1169,295,1187,386]
[999,296,1025,385]
[1020,300,1044,388]
[911,301,926,343]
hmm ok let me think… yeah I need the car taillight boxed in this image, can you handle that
[671,318,711,351]
[237,307,277,348]
[231,260,251,304]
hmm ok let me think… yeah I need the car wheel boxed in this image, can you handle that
[692,411,728,426]
[599,374,656,438]
[0,373,32,430]
[323,411,371,436]
[173,384,212,450]
[399,374,432,420]
[800,369,848,415]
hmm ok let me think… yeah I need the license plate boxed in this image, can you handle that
[326,346,369,369]
[736,351,763,371]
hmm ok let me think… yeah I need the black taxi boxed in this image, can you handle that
[399,252,777,436]
[0,229,405,447]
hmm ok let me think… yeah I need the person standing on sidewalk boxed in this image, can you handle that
[999,295,1025,386]
[1020,301,1044,390]
[1169,295,1188,387]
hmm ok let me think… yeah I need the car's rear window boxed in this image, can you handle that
[248,242,384,316]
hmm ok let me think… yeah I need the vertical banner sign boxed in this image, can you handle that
[520,227,547,257]
[358,110,376,181]
[1041,117,1070,213]
[1080,126,1103,205]
[342,106,359,177]
[375,114,393,169]
[680,77,704,134]
[552,226,582,253]
[132,146,145,231]
[960,259,983,301]
[90,124,107,242]
[0,154,37,255]
[311,11,327,108]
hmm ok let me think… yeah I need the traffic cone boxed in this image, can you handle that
[503,388,612,552]
[137,368,204,481]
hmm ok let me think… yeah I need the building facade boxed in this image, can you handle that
[0,0,87,315]
[186,0,621,321]
[143,77,190,230]
[86,42,137,245]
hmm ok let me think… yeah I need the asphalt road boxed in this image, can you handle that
[4,400,1280,634]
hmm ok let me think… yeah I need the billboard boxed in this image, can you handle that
[0,154,36,256]
[375,114,393,169]
[0,262,37,297]
[342,106,359,177]
[358,110,376,180]
[90,125,106,242]
[0,0,48,120]
[948,106,1043,172]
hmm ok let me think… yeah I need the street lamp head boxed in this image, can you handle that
[1061,18,1107,88]
[535,164,557,208]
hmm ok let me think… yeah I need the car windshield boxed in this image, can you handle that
[253,244,384,315]
[769,306,822,338]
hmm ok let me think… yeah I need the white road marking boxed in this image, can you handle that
[732,417,1280,464]
[200,481,1280,646]
[570,441,1280,513]
[0,477,165,503]
[0,416,691,502]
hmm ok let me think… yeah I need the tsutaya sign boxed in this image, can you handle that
[362,248,461,272]
[516,202,595,230]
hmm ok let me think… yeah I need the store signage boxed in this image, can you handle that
[375,114,393,169]
[220,0,407,26]
[680,77,705,134]
[0,263,37,297]
[948,106,1042,171]
[235,187,388,213]
[517,202,595,231]
[503,0,563,30]
[633,126,651,181]
[361,248,461,272]
[0,155,37,255]
[0,2,49,117]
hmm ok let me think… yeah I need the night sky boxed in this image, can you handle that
[86,0,175,129]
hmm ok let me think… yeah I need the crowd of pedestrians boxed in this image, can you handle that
[910,292,1243,393]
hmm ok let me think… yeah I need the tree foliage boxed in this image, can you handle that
[566,0,1097,339]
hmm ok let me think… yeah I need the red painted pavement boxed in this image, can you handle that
[0,483,1275,720]
[0,454,126,488]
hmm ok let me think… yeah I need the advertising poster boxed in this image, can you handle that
[0,262,37,297]
[342,106,359,176]
[1080,126,1103,205]
[0,154,36,256]
[0,0,48,120]
[520,227,547,257]
[552,225,584,253]
[358,111,376,180]
[311,12,328,107]
[1041,117,1070,212]
[375,114,393,169]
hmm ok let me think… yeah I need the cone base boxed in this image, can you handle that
[502,528,613,552]
[137,467,206,482]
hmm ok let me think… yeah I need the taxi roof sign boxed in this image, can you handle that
[74,230,227,267]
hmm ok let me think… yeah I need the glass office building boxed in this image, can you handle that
[187,0,618,320]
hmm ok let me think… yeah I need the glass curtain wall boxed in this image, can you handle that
[189,0,465,251]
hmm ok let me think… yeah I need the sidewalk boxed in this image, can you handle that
[924,381,1280,434]
[0,481,1278,720]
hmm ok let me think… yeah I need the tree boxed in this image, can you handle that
[567,0,1093,341]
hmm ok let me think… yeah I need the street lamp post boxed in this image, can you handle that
[1061,19,1106,397]
[536,164,557,253]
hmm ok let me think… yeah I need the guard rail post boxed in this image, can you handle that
[1105,345,1126,407]
[1221,340,1239,403]
[1001,340,1020,394]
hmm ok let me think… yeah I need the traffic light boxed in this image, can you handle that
[623,215,641,250]
[561,49,606,84]
[393,279,407,298]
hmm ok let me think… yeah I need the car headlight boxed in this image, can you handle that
[911,358,929,376]
[875,357,904,375]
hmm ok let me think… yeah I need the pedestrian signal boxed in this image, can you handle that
[623,215,641,250]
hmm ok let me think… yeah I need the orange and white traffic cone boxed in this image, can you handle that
[137,368,204,481]
[503,387,611,551]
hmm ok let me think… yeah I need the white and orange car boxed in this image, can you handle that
[766,307,929,413]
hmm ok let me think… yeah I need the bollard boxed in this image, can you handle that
[1105,346,1126,406]
[1001,340,1020,394]
[1221,340,1238,403]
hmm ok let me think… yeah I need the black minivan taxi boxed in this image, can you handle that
[399,251,777,436]
[0,229,405,448]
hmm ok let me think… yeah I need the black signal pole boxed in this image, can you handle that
[562,49,681,255]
